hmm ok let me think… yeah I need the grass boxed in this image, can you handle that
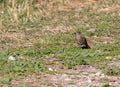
[0,0,120,86]
[101,83,113,87]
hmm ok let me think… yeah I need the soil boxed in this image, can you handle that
[11,65,120,87]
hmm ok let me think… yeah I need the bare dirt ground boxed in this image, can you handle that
[11,57,120,87]
[11,64,120,87]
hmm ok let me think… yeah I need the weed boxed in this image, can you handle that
[0,77,12,84]
[105,66,120,75]
[101,83,113,87]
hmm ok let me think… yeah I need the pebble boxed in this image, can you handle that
[105,56,113,60]
[87,28,96,33]
[48,68,53,71]
[8,55,16,61]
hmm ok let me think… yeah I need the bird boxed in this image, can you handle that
[75,31,91,49]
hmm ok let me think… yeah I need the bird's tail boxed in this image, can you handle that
[87,44,91,49]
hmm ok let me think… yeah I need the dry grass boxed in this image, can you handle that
[0,0,98,29]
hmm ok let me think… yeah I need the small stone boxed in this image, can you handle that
[105,56,112,60]
[113,58,116,60]
[95,71,102,76]
[48,68,53,71]
[101,73,105,78]
[103,41,108,44]
[8,56,16,60]
[87,77,92,84]
[87,28,96,33]
[108,82,112,86]
[75,7,83,12]
[0,11,4,14]
[18,56,24,59]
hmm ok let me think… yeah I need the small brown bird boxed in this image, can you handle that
[75,31,91,49]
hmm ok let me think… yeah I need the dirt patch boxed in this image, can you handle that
[11,65,120,87]
[10,53,120,87]
[109,61,120,68]
[96,5,120,12]
[0,32,25,49]
[92,35,115,44]
[10,54,120,86]
[42,26,73,34]
[0,30,43,49]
